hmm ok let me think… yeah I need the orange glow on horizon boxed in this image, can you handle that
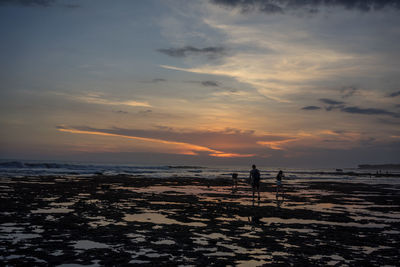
[57,127,253,158]
[209,152,255,158]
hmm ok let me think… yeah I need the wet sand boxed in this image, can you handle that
[1,175,400,266]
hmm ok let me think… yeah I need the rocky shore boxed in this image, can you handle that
[1,175,399,266]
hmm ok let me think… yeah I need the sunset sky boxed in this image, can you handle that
[1,0,400,167]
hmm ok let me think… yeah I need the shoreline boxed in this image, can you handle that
[1,175,399,266]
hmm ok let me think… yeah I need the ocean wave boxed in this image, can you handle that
[1,160,399,180]
[168,166,205,169]
[0,161,83,169]
[0,161,170,170]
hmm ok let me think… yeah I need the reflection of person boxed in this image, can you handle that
[276,197,284,208]
[249,165,261,201]
[232,173,238,191]
[276,170,284,197]
[248,205,261,230]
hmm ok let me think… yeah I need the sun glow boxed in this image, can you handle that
[57,127,252,158]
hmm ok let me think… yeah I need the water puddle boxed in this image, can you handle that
[194,232,231,240]
[151,239,176,245]
[31,208,73,214]
[123,212,206,227]
[86,216,127,227]
[261,217,389,228]
[72,240,109,250]
[236,259,270,267]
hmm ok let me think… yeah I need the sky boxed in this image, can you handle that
[0,0,400,168]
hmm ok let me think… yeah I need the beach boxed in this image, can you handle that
[1,174,399,266]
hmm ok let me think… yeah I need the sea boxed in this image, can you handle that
[1,159,399,182]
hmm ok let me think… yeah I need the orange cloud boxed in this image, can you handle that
[58,127,252,158]
[257,130,364,151]
[209,152,255,158]
[257,139,297,150]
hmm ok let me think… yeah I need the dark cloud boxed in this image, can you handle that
[317,98,400,117]
[387,90,400,97]
[157,46,226,59]
[0,0,78,8]
[210,0,400,14]
[113,110,128,114]
[0,0,54,6]
[211,0,283,13]
[340,86,359,98]
[319,98,345,111]
[341,106,399,117]
[301,106,321,110]
[319,98,345,105]
[138,109,152,115]
[201,81,220,87]
[188,80,220,87]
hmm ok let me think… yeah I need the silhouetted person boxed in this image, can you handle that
[232,173,238,191]
[276,170,284,197]
[249,164,261,201]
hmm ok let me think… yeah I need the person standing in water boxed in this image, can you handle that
[232,173,238,191]
[249,164,261,201]
[276,170,284,197]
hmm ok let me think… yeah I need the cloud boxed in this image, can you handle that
[301,106,321,111]
[0,0,55,6]
[59,92,152,108]
[257,139,297,150]
[79,96,151,107]
[210,0,283,14]
[340,86,359,98]
[157,46,226,59]
[141,78,167,83]
[318,97,399,117]
[388,90,400,97]
[210,0,400,14]
[319,98,345,105]
[201,81,220,87]
[56,125,375,159]
[149,78,167,83]
[187,80,221,87]
[56,126,255,158]
[113,110,128,114]
[341,106,399,117]
[0,0,79,8]
[138,109,152,115]
[319,98,346,111]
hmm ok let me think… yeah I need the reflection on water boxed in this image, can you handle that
[124,212,206,227]
[236,259,269,267]
[151,239,176,245]
[73,240,109,250]
[31,208,73,214]
[260,217,389,228]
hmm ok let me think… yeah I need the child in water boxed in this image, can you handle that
[232,173,238,191]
